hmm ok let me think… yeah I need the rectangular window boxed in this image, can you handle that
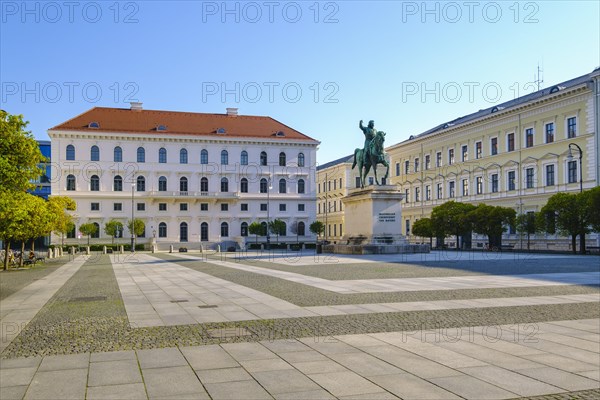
[449,181,455,198]
[568,161,578,183]
[279,204,286,212]
[159,203,167,211]
[476,176,483,194]
[436,183,442,199]
[298,203,305,212]
[241,203,248,211]
[525,128,534,148]
[545,165,555,186]
[368,177,374,185]
[91,202,100,211]
[318,203,321,214]
[328,181,331,191]
[425,155,430,170]
[461,145,468,162]
[425,185,431,201]
[526,168,535,189]
[260,203,268,211]
[491,174,499,193]
[180,203,188,211]
[114,203,122,211]
[508,171,516,191]
[200,203,208,211]
[507,133,515,152]
[318,183,320,193]
[545,123,554,143]
[355,177,361,188]
[475,142,482,159]
[567,117,577,138]
[137,203,145,211]
[491,138,498,155]
[414,158,419,172]
[395,162,400,176]
[462,179,469,196]
[221,203,228,211]
[405,188,410,203]
[436,152,442,167]
[333,180,336,190]
[405,219,410,235]
[415,187,420,202]
[448,149,455,165]
[404,160,410,174]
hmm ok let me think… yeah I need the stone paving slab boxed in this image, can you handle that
[0,319,599,399]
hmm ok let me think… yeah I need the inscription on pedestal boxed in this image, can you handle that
[378,212,396,223]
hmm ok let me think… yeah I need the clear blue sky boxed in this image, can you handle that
[1,1,599,164]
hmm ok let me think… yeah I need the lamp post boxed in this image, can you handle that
[566,143,583,193]
[130,183,135,252]
[266,175,272,250]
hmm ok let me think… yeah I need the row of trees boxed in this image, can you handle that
[78,219,146,245]
[246,220,324,243]
[411,187,600,254]
[0,111,76,269]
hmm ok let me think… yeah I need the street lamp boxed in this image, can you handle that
[266,175,272,250]
[566,143,583,192]
[131,183,135,252]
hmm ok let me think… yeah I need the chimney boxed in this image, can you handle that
[130,102,143,111]
[226,107,238,117]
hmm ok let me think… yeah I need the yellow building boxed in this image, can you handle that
[319,68,600,250]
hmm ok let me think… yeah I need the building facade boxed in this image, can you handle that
[49,105,319,248]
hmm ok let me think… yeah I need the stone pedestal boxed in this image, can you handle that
[324,186,429,254]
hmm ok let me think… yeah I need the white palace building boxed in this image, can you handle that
[49,103,319,249]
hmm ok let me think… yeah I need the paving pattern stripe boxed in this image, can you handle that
[170,253,600,294]
[0,256,87,353]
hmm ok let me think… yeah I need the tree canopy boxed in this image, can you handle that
[104,220,124,244]
[309,221,324,238]
[470,204,515,248]
[430,201,476,248]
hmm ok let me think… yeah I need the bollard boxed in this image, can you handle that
[120,245,124,254]
[86,246,90,255]
[103,246,107,254]
[47,248,53,259]
[217,245,221,253]
[152,244,156,253]
[70,246,75,255]
[169,245,173,253]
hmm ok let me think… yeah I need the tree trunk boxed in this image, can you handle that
[20,241,25,267]
[429,237,433,247]
[31,239,35,253]
[571,234,577,254]
[580,233,586,255]
[3,240,11,271]
[526,234,531,250]
[456,234,460,250]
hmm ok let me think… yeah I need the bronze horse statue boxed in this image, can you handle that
[352,130,389,188]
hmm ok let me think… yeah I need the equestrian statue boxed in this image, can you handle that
[352,119,390,188]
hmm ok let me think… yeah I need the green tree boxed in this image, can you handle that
[79,223,97,246]
[47,196,76,247]
[411,218,434,247]
[540,192,591,254]
[0,111,45,192]
[516,212,541,250]
[127,218,145,245]
[268,219,286,242]
[104,220,123,245]
[469,204,516,248]
[309,221,324,240]
[248,222,264,244]
[588,186,600,233]
[431,201,476,249]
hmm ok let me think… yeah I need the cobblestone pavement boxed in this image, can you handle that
[0,319,598,399]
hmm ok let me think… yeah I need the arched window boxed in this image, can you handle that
[279,152,286,166]
[240,178,248,193]
[137,147,145,163]
[241,151,248,165]
[180,222,188,242]
[114,146,123,162]
[158,222,167,238]
[136,176,145,192]
[200,222,208,241]
[92,222,100,238]
[90,175,100,191]
[260,178,268,193]
[260,151,267,166]
[66,174,76,191]
[113,175,123,191]
[200,177,208,192]
[260,222,267,236]
[200,149,208,164]
[180,177,188,192]
[280,222,287,236]
[158,176,167,192]
[220,222,229,237]
[221,150,229,165]
[159,148,167,163]
[67,224,76,238]
[221,177,228,192]
[298,179,305,194]
[241,222,248,237]
[180,149,188,164]
[279,178,286,194]
[298,152,305,167]
[66,144,75,160]
[91,145,99,161]
[298,221,306,236]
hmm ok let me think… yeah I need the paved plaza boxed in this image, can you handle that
[0,251,599,399]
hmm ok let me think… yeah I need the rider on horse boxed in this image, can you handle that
[359,120,376,166]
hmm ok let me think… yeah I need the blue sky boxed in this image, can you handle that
[1,1,599,164]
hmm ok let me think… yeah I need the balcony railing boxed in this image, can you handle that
[148,191,239,198]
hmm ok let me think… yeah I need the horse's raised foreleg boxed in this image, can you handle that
[373,163,379,185]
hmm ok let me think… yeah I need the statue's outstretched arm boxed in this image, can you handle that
[359,120,365,132]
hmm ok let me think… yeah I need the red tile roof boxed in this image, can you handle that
[50,107,318,142]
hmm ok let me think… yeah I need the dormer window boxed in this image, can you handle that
[549,85,564,94]
[156,125,167,131]
[88,122,100,128]
[491,106,504,113]
[275,131,285,137]
[217,128,226,134]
